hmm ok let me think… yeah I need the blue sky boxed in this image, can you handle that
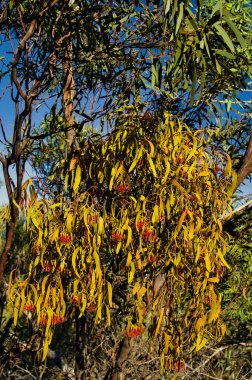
[0,5,252,206]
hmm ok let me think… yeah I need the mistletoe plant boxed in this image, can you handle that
[7,108,235,373]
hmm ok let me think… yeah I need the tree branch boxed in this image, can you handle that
[235,135,252,190]
[11,19,38,101]
[222,199,252,221]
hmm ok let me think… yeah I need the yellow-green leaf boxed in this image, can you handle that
[73,164,82,193]
[154,308,164,339]
[107,281,113,307]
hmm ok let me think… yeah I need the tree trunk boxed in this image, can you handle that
[75,314,87,380]
[62,39,75,153]
[235,135,252,190]
[0,221,15,281]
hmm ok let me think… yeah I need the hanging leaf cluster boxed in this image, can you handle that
[7,108,235,371]
[161,0,251,102]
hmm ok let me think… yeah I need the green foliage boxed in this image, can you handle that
[220,210,252,340]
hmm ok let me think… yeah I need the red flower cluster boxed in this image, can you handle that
[142,229,156,242]
[23,303,34,312]
[147,254,156,264]
[136,220,145,230]
[125,326,145,338]
[86,304,96,312]
[111,232,124,243]
[52,314,65,325]
[113,183,130,193]
[58,233,72,244]
[40,315,48,325]
[40,314,65,325]
[43,262,53,272]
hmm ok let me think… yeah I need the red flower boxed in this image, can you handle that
[86,304,96,312]
[147,254,156,264]
[136,220,145,230]
[125,326,145,338]
[111,232,124,243]
[23,303,34,312]
[142,229,156,242]
[52,314,65,325]
[43,262,53,272]
[113,183,130,193]
[40,315,48,325]
[58,234,72,244]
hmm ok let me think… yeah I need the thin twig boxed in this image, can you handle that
[222,199,252,220]
[190,346,228,374]
[13,364,37,380]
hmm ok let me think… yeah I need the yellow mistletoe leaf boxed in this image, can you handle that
[195,334,208,351]
[128,146,142,173]
[41,275,50,296]
[205,252,211,272]
[98,217,104,234]
[125,225,132,248]
[69,157,77,171]
[152,204,159,224]
[126,252,132,267]
[198,171,210,177]
[137,286,147,299]
[147,139,155,157]
[66,212,73,232]
[217,249,230,269]
[147,156,157,177]
[174,210,187,238]
[208,296,221,323]
[195,315,206,332]
[107,281,113,307]
[133,282,140,295]
[136,250,142,270]
[128,261,135,284]
[73,164,81,193]
[162,159,170,184]
[154,308,164,339]
[106,305,111,326]
[72,247,80,278]
[208,277,219,283]
[164,333,170,353]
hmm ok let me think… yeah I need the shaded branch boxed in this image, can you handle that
[235,135,252,190]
